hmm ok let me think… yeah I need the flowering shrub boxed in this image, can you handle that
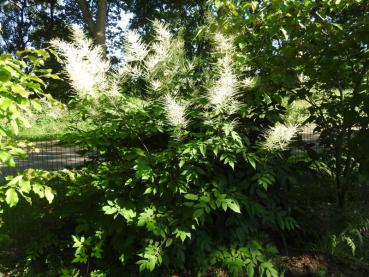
[24,22,300,275]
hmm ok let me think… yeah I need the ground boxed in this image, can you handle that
[282,254,369,277]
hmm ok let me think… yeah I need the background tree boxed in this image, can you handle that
[124,0,210,56]
[213,0,369,208]
[0,0,70,52]
[74,0,112,58]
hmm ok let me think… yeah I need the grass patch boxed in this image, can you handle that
[16,116,70,141]
[16,110,93,142]
[15,108,81,141]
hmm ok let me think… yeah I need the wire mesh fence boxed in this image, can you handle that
[0,140,94,179]
[296,125,321,152]
[0,125,321,179]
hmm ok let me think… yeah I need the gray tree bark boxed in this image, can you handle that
[77,0,108,58]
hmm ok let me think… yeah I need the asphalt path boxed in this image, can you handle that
[0,141,87,177]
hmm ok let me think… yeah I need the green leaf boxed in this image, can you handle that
[178,159,185,168]
[0,151,15,167]
[250,1,258,11]
[102,205,117,215]
[19,179,31,193]
[184,194,199,201]
[331,23,343,30]
[193,209,204,218]
[0,68,11,82]
[247,263,255,277]
[228,201,241,213]
[165,238,173,247]
[12,84,30,97]
[9,147,26,157]
[44,186,55,203]
[32,183,45,198]
[5,188,19,207]
[11,120,19,135]
[174,229,191,242]
[28,75,46,85]
[199,144,206,157]
[31,99,42,111]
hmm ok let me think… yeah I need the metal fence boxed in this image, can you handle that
[0,126,321,179]
[0,141,92,179]
[297,125,321,151]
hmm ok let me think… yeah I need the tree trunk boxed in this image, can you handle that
[16,0,27,50]
[76,0,107,58]
[95,0,108,56]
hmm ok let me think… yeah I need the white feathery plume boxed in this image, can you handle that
[118,63,143,79]
[107,80,121,97]
[124,30,148,62]
[145,54,162,71]
[263,124,298,151]
[164,94,187,128]
[145,20,172,71]
[151,80,162,91]
[50,26,110,98]
[213,32,235,54]
[208,55,239,112]
[207,32,240,114]
[71,26,87,43]
[153,20,172,43]
[243,77,256,88]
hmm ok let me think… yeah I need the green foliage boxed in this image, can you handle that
[214,0,369,209]
[4,1,369,275]
[0,22,300,275]
[0,22,297,276]
[210,242,279,277]
[0,49,59,213]
[15,109,86,141]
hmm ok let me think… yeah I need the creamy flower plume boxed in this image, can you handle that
[50,26,110,98]
[151,80,162,91]
[208,56,239,113]
[107,80,121,97]
[153,20,172,43]
[118,63,143,79]
[214,32,235,54]
[243,77,256,88]
[263,125,298,151]
[164,94,187,128]
[124,30,148,62]
[145,20,172,71]
[207,32,239,114]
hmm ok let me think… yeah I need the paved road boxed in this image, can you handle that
[0,141,88,177]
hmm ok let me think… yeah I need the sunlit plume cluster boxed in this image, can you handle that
[124,30,148,62]
[263,124,298,151]
[107,80,121,98]
[164,94,187,129]
[214,32,235,54]
[50,26,110,98]
[207,33,239,114]
[119,30,146,79]
[145,20,173,71]
[208,55,239,114]
[118,63,143,79]
[243,77,256,88]
[120,20,176,80]
[151,80,162,91]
